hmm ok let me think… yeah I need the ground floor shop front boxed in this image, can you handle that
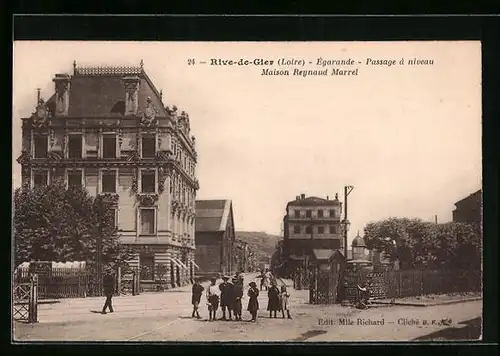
[124,244,197,292]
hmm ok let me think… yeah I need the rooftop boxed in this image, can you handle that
[287,194,342,207]
[195,199,233,232]
[26,61,169,119]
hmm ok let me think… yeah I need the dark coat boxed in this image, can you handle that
[267,286,280,311]
[232,283,244,312]
[219,282,234,306]
[191,283,204,304]
[247,287,259,313]
[103,274,115,295]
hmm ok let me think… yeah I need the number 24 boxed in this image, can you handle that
[188,59,195,65]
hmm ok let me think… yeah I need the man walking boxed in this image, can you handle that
[101,268,115,314]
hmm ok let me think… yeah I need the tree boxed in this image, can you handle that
[363,217,481,270]
[14,181,133,269]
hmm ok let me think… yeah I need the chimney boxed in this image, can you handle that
[327,195,329,200]
[301,193,305,200]
[122,76,141,115]
[295,195,300,201]
[53,74,71,116]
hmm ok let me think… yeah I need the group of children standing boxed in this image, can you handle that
[191,273,292,322]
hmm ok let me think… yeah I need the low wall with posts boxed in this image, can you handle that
[344,269,482,303]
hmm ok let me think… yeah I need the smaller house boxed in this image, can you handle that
[453,189,482,228]
[195,199,236,279]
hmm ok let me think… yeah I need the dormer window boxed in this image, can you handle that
[141,134,156,158]
[33,134,48,159]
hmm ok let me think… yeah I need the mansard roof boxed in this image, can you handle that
[29,63,168,119]
[68,64,168,117]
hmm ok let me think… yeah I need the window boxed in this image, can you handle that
[102,135,117,159]
[306,210,312,218]
[293,225,301,234]
[318,226,325,234]
[33,135,48,159]
[101,170,117,193]
[139,253,155,280]
[141,170,156,193]
[329,225,337,234]
[294,210,300,218]
[329,209,336,218]
[141,135,156,158]
[318,210,324,218]
[67,170,83,188]
[140,208,156,235]
[305,226,312,234]
[109,208,117,229]
[33,170,48,188]
[68,135,83,159]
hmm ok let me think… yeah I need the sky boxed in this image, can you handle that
[12,41,482,242]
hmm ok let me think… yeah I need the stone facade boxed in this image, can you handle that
[17,62,199,288]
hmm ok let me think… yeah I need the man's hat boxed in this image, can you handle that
[249,281,257,287]
[222,275,230,280]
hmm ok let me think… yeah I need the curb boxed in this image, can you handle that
[374,297,482,307]
[38,300,61,305]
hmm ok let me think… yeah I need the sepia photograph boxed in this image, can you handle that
[12,41,482,342]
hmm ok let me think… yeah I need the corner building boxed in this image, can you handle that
[282,193,344,276]
[17,62,199,289]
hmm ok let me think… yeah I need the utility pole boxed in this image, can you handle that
[343,185,354,261]
[340,185,354,306]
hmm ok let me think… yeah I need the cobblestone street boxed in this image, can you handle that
[14,274,482,342]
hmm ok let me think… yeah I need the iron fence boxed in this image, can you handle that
[344,268,481,303]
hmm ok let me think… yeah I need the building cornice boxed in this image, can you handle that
[19,157,199,189]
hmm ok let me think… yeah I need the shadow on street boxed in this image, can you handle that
[412,317,482,341]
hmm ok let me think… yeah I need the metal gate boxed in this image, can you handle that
[118,266,140,296]
[309,265,341,304]
[13,274,38,323]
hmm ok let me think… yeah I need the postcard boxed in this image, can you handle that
[12,40,482,342]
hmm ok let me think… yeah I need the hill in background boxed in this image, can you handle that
[235,231,281,262]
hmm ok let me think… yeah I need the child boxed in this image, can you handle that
[267,281,280,318]
[232,277,243,321]
[279,285,292,319]
[206,277,220,321]
[247,281,259,322]
[191,278,204,319]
